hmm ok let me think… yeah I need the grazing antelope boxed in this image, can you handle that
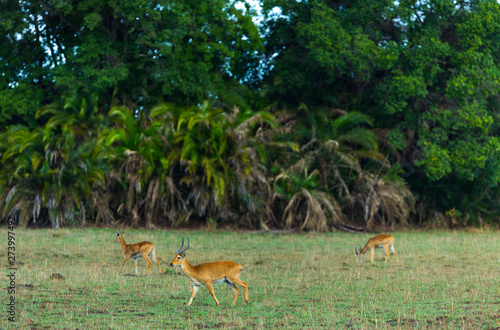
[170,237,249,307]
[114,230,161,275]
[355,234,398,263]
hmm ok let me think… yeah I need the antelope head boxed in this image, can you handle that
[354,245,362,257]
[114,229,124,243]
[170,237,190,268]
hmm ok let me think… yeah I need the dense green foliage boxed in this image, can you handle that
[261,0,500,225]
[0,0,262,126]
[1,0,500,228]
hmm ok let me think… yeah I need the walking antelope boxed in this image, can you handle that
[169,237,249,307]
[355,234,398,263]
[114,230,161,275]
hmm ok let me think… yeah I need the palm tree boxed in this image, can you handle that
[273,106,414,230]
[0,122,107,227]
[297,109,383,193]
[346,172,415,229]
[150,101,293,228]
[37,93,107,140]
[164,102,254,222]
[224,106,291,228]
[0,94,109,228]
[0,127,46,226]
[273,166,342,232]
[39,94,110,226]
[104,105,159,227]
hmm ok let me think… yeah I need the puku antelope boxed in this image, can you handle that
[355,234,398,263]
[169,237,249,307]
[114,230,161,276]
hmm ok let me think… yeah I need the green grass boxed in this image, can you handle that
[1,229,499,329]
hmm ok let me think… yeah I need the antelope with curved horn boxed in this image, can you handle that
[170,237,249,306]
[114,230,162,275]
[355,234,398,263]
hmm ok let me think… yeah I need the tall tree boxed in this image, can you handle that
[261,0,500,222]
[0,0,263,128]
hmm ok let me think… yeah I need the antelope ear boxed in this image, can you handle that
[180,252,186,258]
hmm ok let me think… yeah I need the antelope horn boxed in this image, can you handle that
[355,246,358,254]
[175,237,184,254]
[175,236,190,255]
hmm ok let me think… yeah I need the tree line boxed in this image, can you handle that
[1,0,500,229]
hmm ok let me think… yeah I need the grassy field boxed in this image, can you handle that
[1,228,499,329]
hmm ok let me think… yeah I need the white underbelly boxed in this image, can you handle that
[212,278,227,285]
[190,278,227,286]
